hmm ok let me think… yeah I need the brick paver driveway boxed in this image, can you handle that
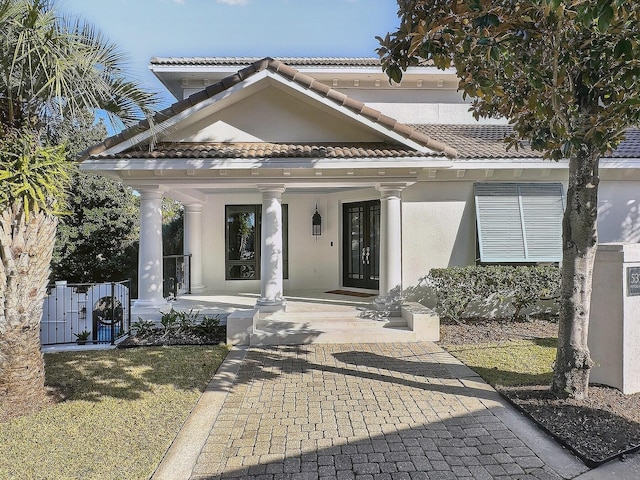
[190,343,571,480]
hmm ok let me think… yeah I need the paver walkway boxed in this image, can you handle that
[155,343,587,480]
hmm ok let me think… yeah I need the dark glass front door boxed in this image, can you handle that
[343,200,380,289]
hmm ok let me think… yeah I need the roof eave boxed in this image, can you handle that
[80,155,454,172]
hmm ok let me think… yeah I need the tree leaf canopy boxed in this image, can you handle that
[377,0,640,160]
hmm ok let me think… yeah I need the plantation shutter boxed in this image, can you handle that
[474,183,564,263]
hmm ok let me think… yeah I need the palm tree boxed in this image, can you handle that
[0,0,157,416]
[0,130,70,416]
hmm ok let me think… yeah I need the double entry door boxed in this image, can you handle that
[343,200,380,290]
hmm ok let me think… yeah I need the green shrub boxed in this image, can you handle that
[159,309,180,336]
[190,315,224,342]
[425,265,560,322]
[159,308,200,338]
[427,266,498,322]
[131,310,224,344]
[131,318,156,337]
[498,266,561,321]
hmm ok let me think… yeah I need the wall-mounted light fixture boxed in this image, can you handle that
[312,204,322,238]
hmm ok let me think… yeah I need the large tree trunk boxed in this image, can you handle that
[0,204,58,419]
[550,149,599,399]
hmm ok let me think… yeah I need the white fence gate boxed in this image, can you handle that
[40,280,131,345]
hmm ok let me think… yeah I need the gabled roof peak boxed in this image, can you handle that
[79,57,457,160]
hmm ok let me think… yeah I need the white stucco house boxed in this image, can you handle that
[79,57,640,324]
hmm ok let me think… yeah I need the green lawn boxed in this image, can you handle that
[0,345,227,480]
[445,337,557,387]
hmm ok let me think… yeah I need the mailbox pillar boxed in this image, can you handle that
[589,243,640,394]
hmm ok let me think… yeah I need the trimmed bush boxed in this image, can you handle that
[426,265,560,322]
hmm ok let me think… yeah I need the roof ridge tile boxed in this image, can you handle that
[360,105,382,122]
[203,81,226,97]
[270,61,298,80]
[342,96,363,112]
[325,89,348,105]
[309,79,330,95]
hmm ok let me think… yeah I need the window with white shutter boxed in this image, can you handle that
[474,183,564,263]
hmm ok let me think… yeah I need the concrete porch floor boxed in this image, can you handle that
[163,289,378,316]
[142,290,437,346]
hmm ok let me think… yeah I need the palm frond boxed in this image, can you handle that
[0,0,159,132]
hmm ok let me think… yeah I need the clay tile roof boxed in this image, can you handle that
[609,128,640,158]
[99,142,439,160]
[149,57,384,67]
[79,57,456,161]
[412,125,640,159]
[411,125,536,159]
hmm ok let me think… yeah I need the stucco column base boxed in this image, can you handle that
[133,299,168,308]
[131,304,169,324]
[190,284,206,293]
[255,298,288,313]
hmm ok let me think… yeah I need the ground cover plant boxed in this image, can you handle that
[0,345,227,479]
[119,309,226,347]
[441,320,640,466]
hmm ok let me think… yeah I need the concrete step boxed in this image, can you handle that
[251,313,416,346]
[258,310,406,324]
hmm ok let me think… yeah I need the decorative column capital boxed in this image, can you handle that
[135,187,165,200]
[184,203,203,214]
[257,184,286,198]
[376,183,408,200]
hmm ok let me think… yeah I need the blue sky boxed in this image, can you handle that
[59,0,401,108]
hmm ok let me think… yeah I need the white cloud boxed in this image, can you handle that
[217,0,249,5]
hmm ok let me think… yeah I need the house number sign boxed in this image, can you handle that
[628,267,640,297]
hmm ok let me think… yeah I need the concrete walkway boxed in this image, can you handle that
[153,343,591,480]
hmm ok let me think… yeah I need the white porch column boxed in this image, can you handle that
[256,185,287,312]
[184,203,205,292]
[375,184,405,312]
[134,188,167,308]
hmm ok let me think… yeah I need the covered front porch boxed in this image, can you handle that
[146,290,439,346]
[78,57,454,346]
[130,181,418,310]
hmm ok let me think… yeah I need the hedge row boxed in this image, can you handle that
[425,265,561,322]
